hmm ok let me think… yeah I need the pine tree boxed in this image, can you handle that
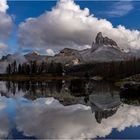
[13,61,17,74]
[56,63,63,76]
[26,64,31,75]
[6,64,11,74]
[18,64,22,74]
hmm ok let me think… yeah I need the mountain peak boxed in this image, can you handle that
[95,32,118,47]
[59,48,77,55]
[31,51,40,56]
[95,32,104,45]
[1,54,12,61]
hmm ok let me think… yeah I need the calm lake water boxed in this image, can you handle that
[0,79,140,139]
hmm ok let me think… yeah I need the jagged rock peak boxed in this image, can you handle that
[95,32,118,46]
[58,48,78,56]
[31,51,40,55]
[1,54,12,61]
[25,51,40,58]
[95,32,104,45]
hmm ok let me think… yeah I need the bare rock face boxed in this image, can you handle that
[24,51,50,62]
[90,32,121,54]
[81,32,128,62]
[103,37,118,46]
[57,48,77,56]
[95,32,118,47]
[95,32,104,45]
[47,48,83,66]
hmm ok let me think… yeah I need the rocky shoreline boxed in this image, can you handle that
[116,74,140,93]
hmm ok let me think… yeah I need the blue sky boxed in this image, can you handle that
[1,0,140,55]
[7,1,140,29]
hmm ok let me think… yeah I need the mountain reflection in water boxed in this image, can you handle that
[0,80,140,139]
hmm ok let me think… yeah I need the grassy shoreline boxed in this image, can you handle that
[0,74,84,82]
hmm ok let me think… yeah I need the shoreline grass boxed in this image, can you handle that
[0,74,84,82]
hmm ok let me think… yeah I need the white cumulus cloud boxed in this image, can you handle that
[0,0,8,13]
[0,0,13,57]
[0,42,7,49]
[0,12,13,40]
[18,0,140,53]
[46,49,55,56]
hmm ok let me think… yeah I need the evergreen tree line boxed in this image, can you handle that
[6,61,63,76]
[95,58,140,78]
[67,58,140,79]
[6,81,62,95]
[6,58,140,78]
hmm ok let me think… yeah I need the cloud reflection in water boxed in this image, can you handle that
[14,97,140,139]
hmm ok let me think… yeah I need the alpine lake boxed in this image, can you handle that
[0,79,139,139]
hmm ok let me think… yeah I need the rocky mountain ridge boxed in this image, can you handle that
[80,32,128,62]
[91,32,121,52]
[0,32,131,68]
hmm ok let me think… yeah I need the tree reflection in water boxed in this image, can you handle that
[0,79,139,124]
[0,80,140,139]
[0,80,121,123]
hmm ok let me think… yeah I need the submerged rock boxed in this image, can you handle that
[120,81,140,93]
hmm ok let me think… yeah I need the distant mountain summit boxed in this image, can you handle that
[80,32,127,62]
[95,32,118,46]
[46,32,128,65]
[91,32,121,52]
[47,48,83,66]
[24,51,53,63]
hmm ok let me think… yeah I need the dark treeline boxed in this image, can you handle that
[5,79,92,99]
[66,58,140,79]
[6,61,63,76]
[95,58,140,78]
[5,81,63,96]
[5,58,140,79]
